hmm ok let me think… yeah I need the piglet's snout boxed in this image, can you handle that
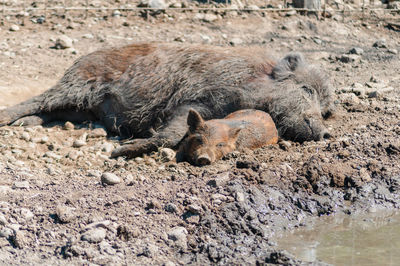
[196,154,212,166]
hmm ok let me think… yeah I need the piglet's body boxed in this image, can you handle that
[178,109,278,166]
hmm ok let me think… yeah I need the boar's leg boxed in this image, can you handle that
[10,110,96,127]
[111,105,207,158]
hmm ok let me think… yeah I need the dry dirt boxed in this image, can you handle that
[0,2,400,265]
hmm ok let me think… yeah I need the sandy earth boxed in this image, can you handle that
[0,1,400,265]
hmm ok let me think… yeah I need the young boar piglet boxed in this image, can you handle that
[177,109,278,166]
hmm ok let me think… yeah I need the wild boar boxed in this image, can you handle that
[177,109,278,165]
[0,43,334,158]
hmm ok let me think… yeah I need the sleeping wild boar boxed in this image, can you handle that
[0,43,334,158]
[177,109,278,165]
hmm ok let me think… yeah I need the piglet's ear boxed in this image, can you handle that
[187,109,205,133]
[229,128,241,140]
[272,52,305,79]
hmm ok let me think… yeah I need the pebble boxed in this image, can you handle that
[388,48,398,55]
[0,227,14,238]
[12,181,30,189]
[101,143,114,153]
[0,214,7,226]
[279,140,292,151]
[19,208,34,221]
[9,24,20,31]
[167,226,188,249]
[229,37,243,46]
[148,0,167,9]
[82,33,94,39]
[21,132,31,141]
[56,205,76,223]
[44,151,62,160]
[63,121,75,130]
[373,39,387,48]
[235,191,245,202]
[89,128,107,138]
[207,172,230,187]
[164,203,178,213]
[349,47,364,55]
[187,204,202,214]
[112,10,121,17]
[81,228,106,243]
[101,172,121,185]
[54,35,73,49]
[160,148,176,162]
[73,139,86,148]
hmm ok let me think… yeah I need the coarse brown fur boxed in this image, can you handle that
[0,42,334,158]
[177,109,278,165]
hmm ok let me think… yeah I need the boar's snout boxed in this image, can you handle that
[196,154,212,166]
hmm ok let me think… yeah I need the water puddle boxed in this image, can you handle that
[276,211,400,265]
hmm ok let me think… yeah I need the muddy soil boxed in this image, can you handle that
[0,1,400,265]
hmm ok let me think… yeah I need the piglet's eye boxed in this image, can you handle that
[216,142,226,147]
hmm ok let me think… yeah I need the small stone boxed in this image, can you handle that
[63,121,75,130]
[160,148,176,162]
[40,136,49,144]
[235,191,245,202]
[0,214,7,226]
[0,227,14,238]
[21,132,30,141]
[101,172,121,185]
[9,24,20,31]
[373,39,387,48]
[54,35,73,49]
[167,226,188,249]
[12,181,30,189]
[112,10,121,17]
[147,199,161,210]
[135,157,144,164]
[10,230,27,249]
[207,172,230,187]
[246,5,259,10]
[203,13,218,22]
[164,203,178,213]
[89,128,107,138]
[19,208,34,221]
[82,33,94,39]
[388,49,398,55]
[148,0,167,9]
[100,143,114,153]
[56,205,76,223]
[81,228,106,243]
[187,204,202,214]
[338,54,359,63]
[44,151,62,160]
[338,150,350,158]
[349,47,364,55]
[73,139,86,148]
[360,168,372,182]
[229,37,243,46]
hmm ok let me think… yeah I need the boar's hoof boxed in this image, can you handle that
[110,138,158,158]
[320,131,331,140]
[196,155,212,166]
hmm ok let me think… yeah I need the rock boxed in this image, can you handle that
[360,168,372,182]
[54,35,73,49]
[63,121,75,130]
[373,39,387,48]
[21,132,30,141]
[229,37,243,46]
[140,243,159,258]
[73,139,86,148]
[148,0,167,9]
[203,13,218,22]
[0,185,11,194]
[56,205,76,223]
[10,230,27,249]
[82,33,94,39]
[101,172,121,185]
[167,226,188,249]
[0,227,14,238]
[81,228,106,243]
[100,143,114,153]
[44,151,62,160]
[12,181,30,189]
[40,136,49,144]
[187,204,202,214]
[0,214,7,226]
[19,208,34,221]
[388,49,398,55]
[246,5,259,10]
[235,191,245,202]
[9,24,20,32]
[112,10,121,17]
[338,54,359,63]
[164,203,178,213]
[349,47,364,55]
[207,172,230,187]
[160,148,176,162]
[89,128,107,138]
[117,224,139,241]
[135,157,144,164]
[147,199,162,210]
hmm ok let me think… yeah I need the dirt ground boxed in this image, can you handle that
[0,1,400,265]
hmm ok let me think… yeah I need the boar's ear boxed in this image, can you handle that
[187,109,205,133]
[272,53,304,79]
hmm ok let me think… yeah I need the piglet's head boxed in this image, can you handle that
[178,109,240,166]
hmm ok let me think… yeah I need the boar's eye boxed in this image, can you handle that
[194,135,203,144]
[216,142,226,148]
[302,85,314,96]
